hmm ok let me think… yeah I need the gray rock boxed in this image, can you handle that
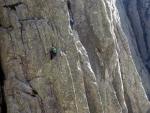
[0,0,150,113]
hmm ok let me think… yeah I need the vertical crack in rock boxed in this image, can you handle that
[67,0,74,29]
[31,87,45,113]
[83,78,98,113]
[20,22,27,56]
[124,91,133,113]
[0,60,7,113]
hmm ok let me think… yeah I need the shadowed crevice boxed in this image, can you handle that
[67,0,74,29]
[0,61,7,113]
[3,2,23,11]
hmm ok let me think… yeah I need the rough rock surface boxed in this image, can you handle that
[0,0,150,113]
[118,0,150,99]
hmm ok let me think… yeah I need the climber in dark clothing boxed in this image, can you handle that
[50,47,58,60]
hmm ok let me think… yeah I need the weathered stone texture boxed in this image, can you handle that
[0,0,150,113]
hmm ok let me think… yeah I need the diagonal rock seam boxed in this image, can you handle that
[3,2,24,11]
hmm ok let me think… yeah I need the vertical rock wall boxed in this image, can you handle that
[0,0,150,113]
[117,0,150,99]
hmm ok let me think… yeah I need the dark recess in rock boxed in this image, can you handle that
[3,2,23,11]
[0,61,7,113]
[67,0,74,29]
[31,89,38,97]
[0,25,13,32]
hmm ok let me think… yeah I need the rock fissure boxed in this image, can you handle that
[0,25,13,32]
[0,61,7,113]
[20,22,27,56]
[18,17,45,22]
[31,88,45,113]
[67,0,74,29]
[3,2,24,11]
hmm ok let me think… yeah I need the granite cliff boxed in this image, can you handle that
[0,0,150,113]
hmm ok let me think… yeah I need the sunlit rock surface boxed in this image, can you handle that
[0,0,150,113]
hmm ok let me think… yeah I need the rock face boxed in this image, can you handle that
[119,0,150,99]
[0,0,150,113]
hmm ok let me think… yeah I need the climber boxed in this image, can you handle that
[50,47,58,60]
